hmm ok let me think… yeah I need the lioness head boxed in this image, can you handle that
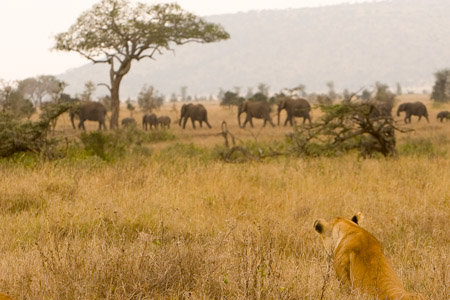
[313,212,363,255]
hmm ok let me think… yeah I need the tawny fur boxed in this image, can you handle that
[0,293,15,300]
[314,214,426,300]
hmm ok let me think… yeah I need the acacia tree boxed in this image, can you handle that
[54,0,229,128]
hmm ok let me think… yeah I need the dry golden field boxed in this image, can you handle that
[1,95,450,299]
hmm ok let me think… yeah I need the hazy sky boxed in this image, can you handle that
[0,0,370,81]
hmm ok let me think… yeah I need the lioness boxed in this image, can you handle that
[314,213,426,300]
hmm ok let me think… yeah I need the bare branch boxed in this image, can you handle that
[97,83,112,92]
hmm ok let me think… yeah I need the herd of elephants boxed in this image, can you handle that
[69,98,450,131]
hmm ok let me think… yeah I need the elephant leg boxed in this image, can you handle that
[182,117,189,129]
[191,119,196,129]
[425,115,429,122]
[418,115,422,122]
[242,116,248,128]
[79,120,86,131]
[205,119,212,128]
[269,118,275,127]
[199,120,203,128]
[249,117,254,128]
[284,116,289,126]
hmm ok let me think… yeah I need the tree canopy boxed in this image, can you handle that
[54,0,230,128]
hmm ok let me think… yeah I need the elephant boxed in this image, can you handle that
[396,101,429,123]
[437,110,450,122]
[238,101,275,128]
[277,98,311,126]
[121,117,136,128]
[142,113,158,130]
[70,101,107,131]
[157,116,171,129]
[179,103,212,129]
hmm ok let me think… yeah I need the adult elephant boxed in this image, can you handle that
[437,110,450,122]
[70,101,107,131]
[179,103,212,129]
[277,98,311,126]
[142,113,157,130]
[396,102,429,123]
[238,101,275,128]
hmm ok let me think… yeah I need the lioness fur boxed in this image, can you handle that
[0,293,14,300]
[314,213,426,300]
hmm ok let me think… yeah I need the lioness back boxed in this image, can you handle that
[314,213,426,300]
[0,293,14,300]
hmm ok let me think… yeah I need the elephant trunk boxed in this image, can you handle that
[179,105,186,127]
[70,112,76,129]
[277,107,281,126]
[238,110,242,128]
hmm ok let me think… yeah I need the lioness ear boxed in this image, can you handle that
[351,212,364,224]
[314,220,323,234]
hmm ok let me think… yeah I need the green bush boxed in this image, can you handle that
[80,131,126,161]
[0,103,71,158]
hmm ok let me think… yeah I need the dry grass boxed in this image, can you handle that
[0,95,449,299]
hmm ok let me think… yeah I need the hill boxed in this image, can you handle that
[58,0,450,99]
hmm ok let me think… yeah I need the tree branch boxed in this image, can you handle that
[97,83,112,92]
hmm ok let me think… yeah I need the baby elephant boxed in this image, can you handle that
[157,116,171,129]
[437,110,450,122]
[121,117,136,128]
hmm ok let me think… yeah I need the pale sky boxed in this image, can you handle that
[0,0,369,81]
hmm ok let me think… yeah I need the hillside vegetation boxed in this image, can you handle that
[59,0,450,98]
[0,97,449,299]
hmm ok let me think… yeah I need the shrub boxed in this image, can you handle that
[288,101,404,158]
[0,103,71,158]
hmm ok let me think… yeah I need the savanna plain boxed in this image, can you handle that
[1,95,449,300]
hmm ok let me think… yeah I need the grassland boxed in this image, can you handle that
[0,95,449,299]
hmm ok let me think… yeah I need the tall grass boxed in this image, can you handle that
[0,98,449,299]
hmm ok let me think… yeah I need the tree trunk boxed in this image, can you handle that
[108,58,131,130]
[110,76,123,129]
